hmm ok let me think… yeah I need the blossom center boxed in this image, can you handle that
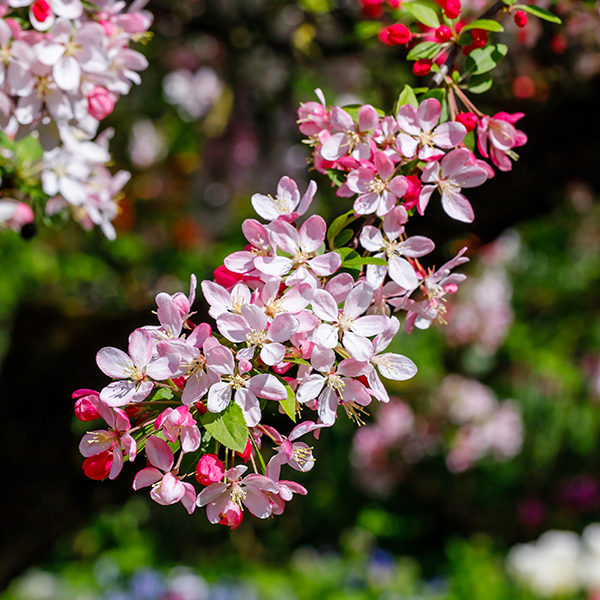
[264,298,283,318]
[246,329,267,347]
[230,484,247,507]
[419,130,434,147]
[292,248,312,266]
[367,176,387,195]
[293,446,314,471]
[337,312,355,332]
[326,374,345,398]
[224,374,248,391]
[439,178,461,196]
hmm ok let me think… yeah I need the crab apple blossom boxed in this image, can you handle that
[154,406,201,453]
[255,214,341,287]
[320,104,378,162]
[73,388,101,421]
[477,112,528,172]
[205,344,287,426]
[0,199,34,232]
[96,328,176,406]
[296,345,372,425]
[419,148,489,223]
[196,454,225,486]
[133,437,196,514]
[223,219,273,276]
[456,112,478,133]
[346,151,408,217]
[251,176,316,222]
[197,465,280,526]
[397,98,466,161]
[312,281,390,361]
[360,206,435,290]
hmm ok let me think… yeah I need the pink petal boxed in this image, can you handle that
[234,388,262,427]
[360,226,384,252]
[260,342,286,366]
[344,282,373,318]
[307,253,341,276]
[133,466,163,490]
[441,190,475,223]
[388,255,419,289]
[145,437,174,471]
[374,151,394,180]
[311,289,339,321]
[268,313,299,342]
[268,219,300,254]
[128,328,153,369]
[96,346,133,379]
[417,98,441,132]
[433,122,466,148]
[396,105,420,136]
[207,381,233,413]
[248,373,287,400]
[359,105,379,132]
[197,482,228,506]
[343,331,374,361]
[240,304,268,332]
[299,215,326,253]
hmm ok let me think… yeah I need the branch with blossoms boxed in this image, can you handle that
[72,0,566,529]
[0,0,152,238]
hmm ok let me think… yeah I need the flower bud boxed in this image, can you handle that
[31,0,52,22]
[75,397,100,421]
[218,500,243,529]
[196,454,225,485]
[471,28,488,47]
[193,400,208,416]
[435,26,452,43]
[412,59,432,76]
[514,10,528,28]
[83,451,113,480]
[88,86,115,121]
[213,265,243,289]
[387,23,412,45]
[442,0,461,20]
[456,112,478,132]
[236,439,253,462]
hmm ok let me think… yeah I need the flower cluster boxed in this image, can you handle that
[299,89,526,232]
[0,0,152,236]
[75,153,476,527]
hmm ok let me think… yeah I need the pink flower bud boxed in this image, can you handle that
[31,0,52,22]
[412,59,432,77]
[403,175,422,210]
[195,454,225,485]
[514,10,528,28]
[88,87,115,121]
[471,29,488,47]
[441,0,461,20]
[387,23,412,45]
[435,26,452,43]
[214,265,243,289]
[236,439,253,462]
[75,397,100,421]
[218,500,243,529]
[455,112,478,132]
[83,451,113,480]
[98,19,115,36]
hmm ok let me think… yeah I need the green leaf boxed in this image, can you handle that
[403,2,440,28]
[461,19,504,32]
[407,41,440,60]
[327,210,357,250]
[146,387,176,401]
[513,4,561,23]
[464,43,508,75]
[418,88,446,103]
[467,72,493,93]
[325,169,343,187]
[355,21,383,39]
[280,380,298,423]
[284,356,312,367]
[343,256,388,267]
[201,403,248,453]
[336,247,360,261]
[502,0,516,5]
[333,228,354,248]
[396,85,419,111]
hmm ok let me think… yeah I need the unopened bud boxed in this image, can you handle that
[387,23,412,45]
[413,59,432,76]
[456,112,478,132]
[514,10,528,28]
[435,25,452,43]
[88,86,115,121]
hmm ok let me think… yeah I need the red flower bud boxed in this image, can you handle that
[455,112,478,132]
[514,10,528,28]
[236,439,253,462]
[213,265,243,289]
[387,23,412,45]
[195,454,225,485]
[31,0,52,22]
[412,59,432,76]
[193,400,208,416]
[471,28,488,47]
[443,0,461,20]
[435,25,452,43]
[83,451,113,480]
[74,397,100,422]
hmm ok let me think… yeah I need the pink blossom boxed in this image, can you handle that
[79,396,136,479]
[321,104,379,161]
[419,148,488,223]
[155,405,201,453]
[477,112,527,172]
[359,205,434,289]
[0,199,34,232]
[133,437,196,514]
[251,176,316,222]
[397,98,466,160]
[296,345,371,425]
[346,151,408,217]
[201,280,252,320]
[205,344,287,426]
[96,328,176,406]
[312,281,390,361]
[197,465,279,525]
[217,303,299,366]
[255,215,341,287]
[73,388,101,421]
[224,219,274,275]
[297,88,331,137]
